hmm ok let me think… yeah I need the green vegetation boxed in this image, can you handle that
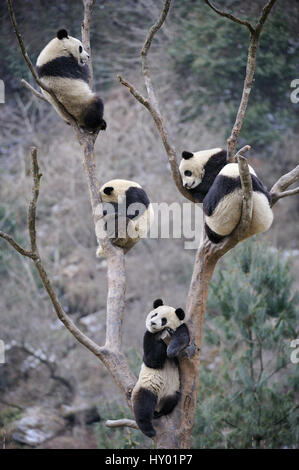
[170,1,299,150]
[193,239,299,448]
[95,401,153,449]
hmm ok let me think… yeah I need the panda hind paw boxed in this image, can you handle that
[100,119,107,131]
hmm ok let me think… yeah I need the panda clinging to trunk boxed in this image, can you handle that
[36,29,106,131]
[132,299,190,438]
[179,148,273,243]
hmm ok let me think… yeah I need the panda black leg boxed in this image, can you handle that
[83,97,107,131]
[204,223,225,244]
[153,392,180,419]
[133,388,157,438]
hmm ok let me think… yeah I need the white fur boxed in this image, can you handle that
[206,163,273,237]
[179,148,222,189]
[36,34,95,127]
[132,306,182,412]
[132,360,179,411]
[146,306,182,333]
[96,179,153,257]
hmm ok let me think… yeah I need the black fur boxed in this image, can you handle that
[153,299,163,308]
[125,186,150,219]
[182,151,194,160]
[167,324,190,358]
[175,308,185,320]
[82,96,106,131]
[143,331,167,369]
[133,388,157,438]
[36,55,89,83]
[126,187,150,210]
[103,187,114,196]
[187,150,227,202]
[203,173,271,217]
[102,186,150,221]
[204,223,225,244]
[154,392,181,418]
[57,29,68,39]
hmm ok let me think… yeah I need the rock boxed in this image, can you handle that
[11,406,65,447]
[61,402,101,426]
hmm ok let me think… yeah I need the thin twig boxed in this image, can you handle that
[213,0,278,160]
[21,79,49,102]
[270,165,299,206]
[119,0,195,203]
[0,231,35,259]
[204,0,254,34]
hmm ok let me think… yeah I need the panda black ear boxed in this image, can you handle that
[57,29,68,40]
[153,299,163,309]
[175,308,185,320]
[182,151,194,160]
[103,186,114,195]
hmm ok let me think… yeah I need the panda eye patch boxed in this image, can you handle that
[184,170,192,177]
[161,318,167,326]
[151,313,158,319]
[79,45,83,53]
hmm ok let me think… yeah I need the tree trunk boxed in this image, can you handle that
[154,237,219,448]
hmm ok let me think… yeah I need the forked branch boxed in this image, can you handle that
[118,0,194,203]
[5,0,137,408]
[0,147,136,404]
[270,165,299,206]
[204,0,278,161]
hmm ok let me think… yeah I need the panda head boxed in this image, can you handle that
[100,179,142,204]
[145,299,185,334]
[179,148,227,201]
[56,29,89,66]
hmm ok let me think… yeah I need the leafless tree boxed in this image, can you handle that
[1,0,298,449]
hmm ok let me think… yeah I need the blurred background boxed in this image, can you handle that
[0,0,298,448]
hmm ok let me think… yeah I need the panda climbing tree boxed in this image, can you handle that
[2,0,298,449]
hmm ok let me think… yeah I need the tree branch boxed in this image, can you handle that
[1,146,136,404]
[105,419,138,430]
[81,0,96,88]
[270,165,299,206]
[204,0,255,34]
[7,0,81,132]
[6,0,138,409]
[210,0,278,161]
[20,79,49,102]
[234,155,253,241]
[0,231,35,259]
[118,0,194,204]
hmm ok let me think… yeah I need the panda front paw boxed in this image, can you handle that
[166,327,174,336]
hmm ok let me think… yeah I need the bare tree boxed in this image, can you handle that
[1,0,298,449]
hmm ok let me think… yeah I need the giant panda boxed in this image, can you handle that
[36,29,106,131]
[96,179,154,256]
[179,148,273,243]
[132,299,190,438]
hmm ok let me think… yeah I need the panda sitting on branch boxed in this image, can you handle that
[179,148,273,243]
[36,29,106,132]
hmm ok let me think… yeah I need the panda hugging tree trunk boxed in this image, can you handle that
[2,0,299,449]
